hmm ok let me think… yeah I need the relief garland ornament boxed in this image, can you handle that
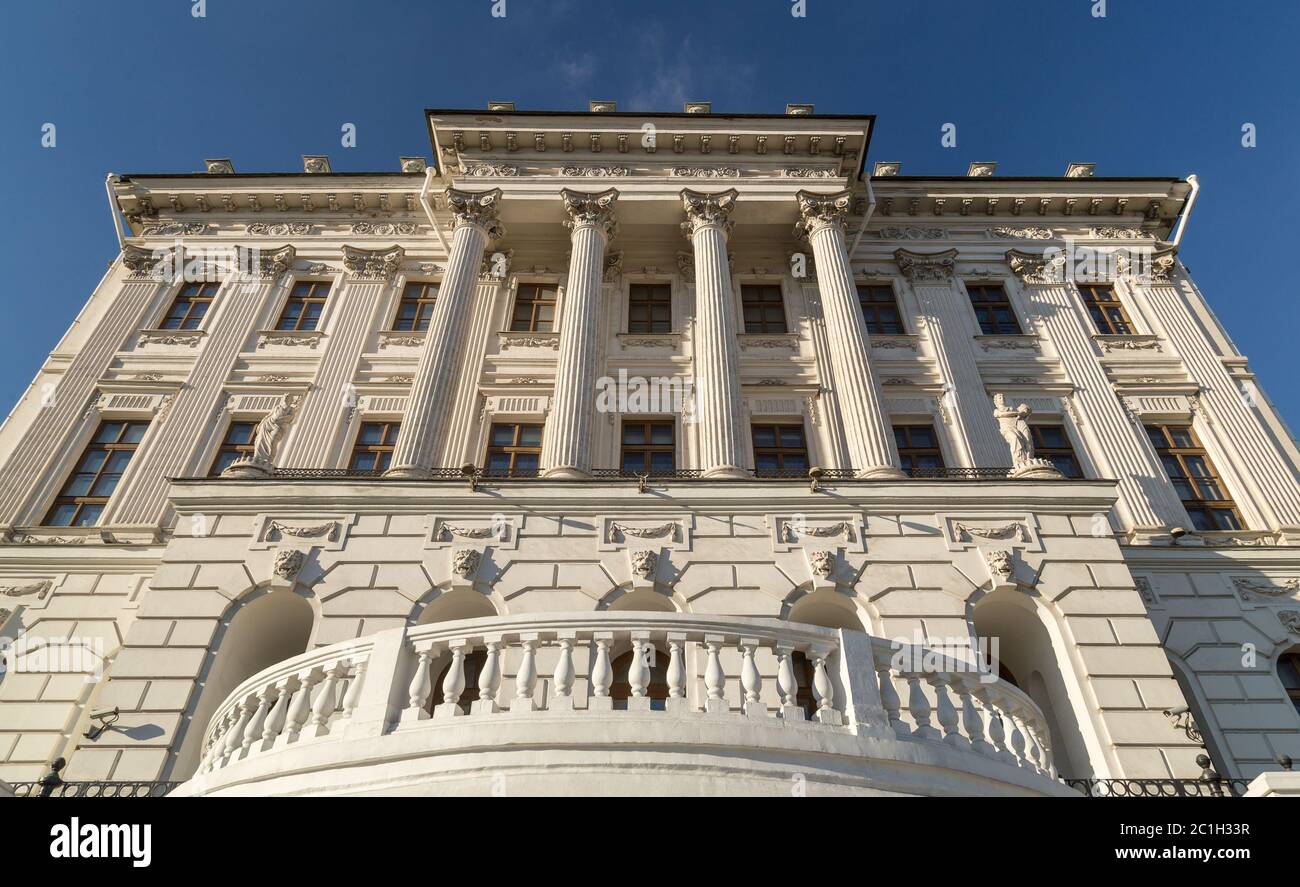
[1,580,53,599]
[266,520,339,542]
[954,521,1027,543]
[607,521,681,543]
[782,521,855,542]
[1232,577,1300,599]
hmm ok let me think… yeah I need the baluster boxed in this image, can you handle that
[983,695,1010,760]
[310,662,346,736]
[628,639,650,697]
[590,636,613,710]
[776,645,802,721]
[551,637,576,710]
[811,652,838,725]
[665,638,686,712]
[341,660,366,719]
[929,675,965,748]
[201,713,232,772]
[284,672,317,742]
[513,638,538,711]
[262,681,292,745]
[223,698,254,758]
[405,647,435,722]
[1007,708,1030,768]
[435,645,468,718]
[877,664,905,736]
[1017,709,1046,773]
[740,640,765,718]
[959,678,993,756]
[474,641,502,714]
[241,689,274,754]
[906,673,939,739]
[703,637,727,714]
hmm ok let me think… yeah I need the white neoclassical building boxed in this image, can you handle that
[1,103,1298,797]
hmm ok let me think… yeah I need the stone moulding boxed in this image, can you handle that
[257,329,324,349]
[138,329,206,348]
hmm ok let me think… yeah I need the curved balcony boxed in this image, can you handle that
[172,612,1075,797]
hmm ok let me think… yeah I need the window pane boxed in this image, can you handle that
[779,427,805,448]
[623,425,645,445]
[753,427,776,448]
[513,454,539,474]
[650,424,673,445]
[73,504,103,527]
[491,425,517,446]
[622,453,643,473]
[358,424,384,445]
[518,426,542,447]
[650,452,674,472]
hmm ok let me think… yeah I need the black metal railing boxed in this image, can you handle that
[210,466,1044,482]
[1065,778,1250,798]
[906,467,1014,479]
[12,780,178,798]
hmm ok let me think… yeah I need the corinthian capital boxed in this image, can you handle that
[445,187,505,240]
[894,248,958,282]
[561,188,619,240]
[680,188,738,238]
[1005,248,1066,285]
[343,245,404,281]
[794,189,852,238]
[255,245,296,280]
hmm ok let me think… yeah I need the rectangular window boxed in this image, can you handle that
[966,284,1022,335]
[857,284,904,334]
[1145,424,1243,531]
[628,284,672,334]
[209,421,258,476]
[621,421,676,475]
[894,424,945,476]
[1279,653,1300,716]
[1030,424,1084,479]
[348,422,400,473]
[392,282,438,332]
[510,284,558,332]
[741,284,788,334]
[1079,284,1134,335]
[485,423,542,477]
[275,281,331,331]
[161,281,219,330]
[44,420,149,527]
[752,424,810,477]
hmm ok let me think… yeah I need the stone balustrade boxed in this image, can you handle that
[187,611,1059,794]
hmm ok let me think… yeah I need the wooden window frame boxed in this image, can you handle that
[208,421,259,476]
[856,284,905,335]
[1078,283,1135,335]
[1145,423,1244,531]
[391,281,439,332]
[1279,650,1300,716]
[965,283,1022,335]
[893,423,946,476]
[43,420,150,527]
[160,281,219,331]
[275,281,331,332]
[620,420,677,475]
[751,423,810,477]
[348,421,401,474]
[740,283,789,334]
[627,283,673,334]
[484,422,543,477]
[509,283,559,333]
[1030,423,1084,479]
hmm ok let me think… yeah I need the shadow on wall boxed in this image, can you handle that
[168,588,314,780]
[972,591,1090,779]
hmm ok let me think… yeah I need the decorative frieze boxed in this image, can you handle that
[560,165,629,177]
[673,167,740,178]
[461,161,518,177]
[352,222,419,236]
[989,227,1053,240]
[877,226,944,240]
[138,329,206,348]
[247,222,312,236]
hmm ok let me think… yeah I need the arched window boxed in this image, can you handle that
[1279,649,1300,716]
[610,647,670,711]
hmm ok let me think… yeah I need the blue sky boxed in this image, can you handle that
[1,0,1297,428]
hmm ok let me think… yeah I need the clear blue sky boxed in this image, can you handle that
[1,0,1297,428]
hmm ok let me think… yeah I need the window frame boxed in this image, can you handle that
[1078,283,1136,336]
[509,282,559,333]
[1145,423,1244,531]
[856,283,906,335]
[739,283,790,334]
[620,419,677,476]
[964,282,1023,335]
[893,422,947,476]
[43,419,151,527]
[751,422,811,478]
[390,281,439,332]
[627,282,673,334]
[208,420,259,476]
[484,422,543,477]
[160,281,220,331]
[1279,650,1300,717]
[348,421,401,474]
[1029,422,1085,479]
[275,280,332,332]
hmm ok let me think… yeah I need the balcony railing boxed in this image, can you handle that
[190,612,1059,793]
[219,466,1035,482]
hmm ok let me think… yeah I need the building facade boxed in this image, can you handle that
[1,104,1298,796]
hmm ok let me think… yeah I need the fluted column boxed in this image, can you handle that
[682,189,747,478]
[541,189,618,477]
[386,188,503,477]
[796,190,903,477]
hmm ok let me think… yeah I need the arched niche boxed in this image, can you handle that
[970,591,1095,779]
[786,589,867,634]
[415,589,499,625]
[172,588,314,779]
[605,588,679,613]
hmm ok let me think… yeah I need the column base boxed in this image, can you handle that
[221,458,274,479]
[703,465,749,479]
[1009,459,1064,480]
[541,466,590,480]
[383,465,431,479]
[858,465,907,479]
